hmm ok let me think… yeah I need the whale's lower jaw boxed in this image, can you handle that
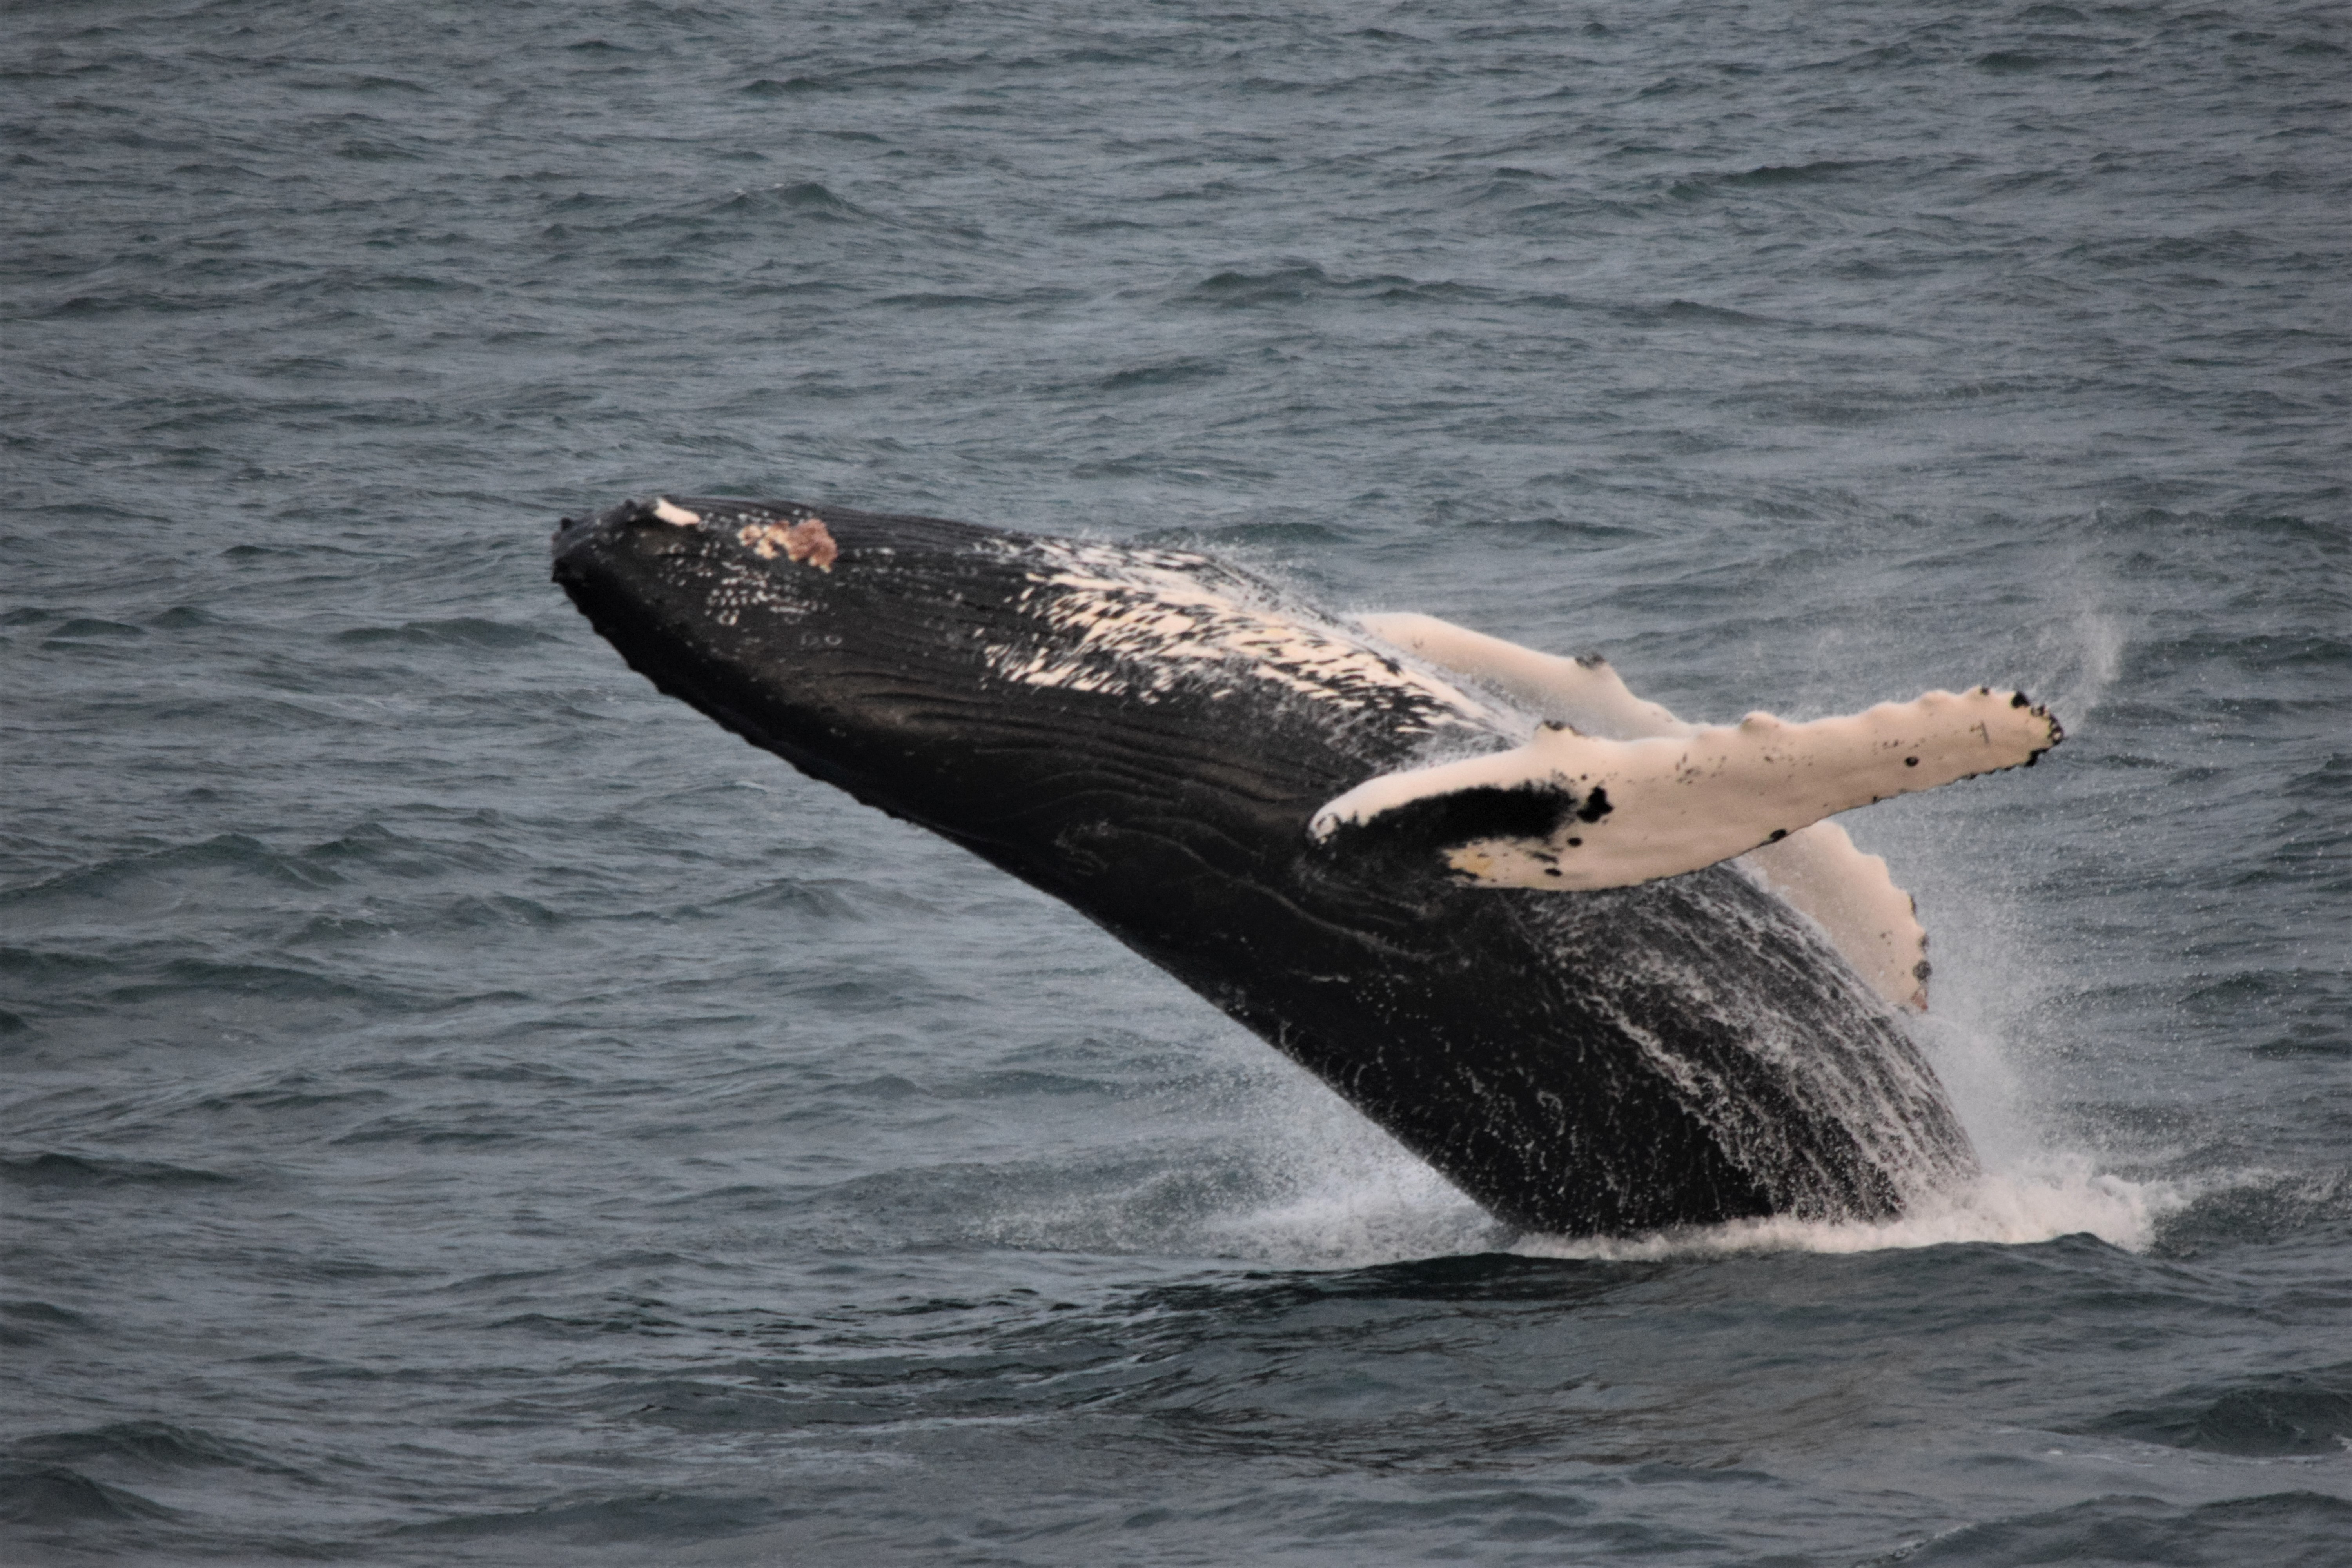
[553,496,1978,1238]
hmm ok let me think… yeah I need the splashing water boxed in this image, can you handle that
[1515,1160,2184,1262]
[1163,993,2185,1269]
[1189,1100,2185,1269]
[2030,562,2129,723]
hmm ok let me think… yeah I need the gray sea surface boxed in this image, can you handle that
[4,2,2347,1563]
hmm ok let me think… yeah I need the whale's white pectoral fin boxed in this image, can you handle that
[1743,822,1931,1011]
[1310,686,2061,896]
[1346,612,2058,1009]
[1356,612,1687,740]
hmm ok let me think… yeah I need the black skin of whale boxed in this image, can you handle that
[551,496,1978,1238]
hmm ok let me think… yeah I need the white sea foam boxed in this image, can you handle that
[1513,1157,2183,1261]
[1198,1123,2185,1270]
[1194,1164,1501,1270]
[1198,1102,2185,1268]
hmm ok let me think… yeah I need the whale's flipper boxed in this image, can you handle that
[1742,822,1931,1011]
[1311,685,2057,887]
[1357,612,1938,1007]
[1356,612,1686,741]
[1345,611,2060,1006]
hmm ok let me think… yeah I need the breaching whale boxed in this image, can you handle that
[551,495,2060,1237]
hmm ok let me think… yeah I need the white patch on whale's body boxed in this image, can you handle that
[981,538,1508,733]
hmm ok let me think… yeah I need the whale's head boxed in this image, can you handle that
[550,494,1021,818]
[552,495,849,681]
[550,494,1499,871]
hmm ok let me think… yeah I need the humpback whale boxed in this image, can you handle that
[551,495,2060,1237]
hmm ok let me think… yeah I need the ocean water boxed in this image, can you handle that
[4,1,2347,1563]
